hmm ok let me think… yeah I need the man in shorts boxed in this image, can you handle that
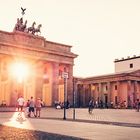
[28,96,36,117]
[17,96,25,114]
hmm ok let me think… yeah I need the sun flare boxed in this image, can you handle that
[10,62,30,82]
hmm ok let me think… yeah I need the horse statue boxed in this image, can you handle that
[13,17,28,33]
[13,18,20,31]
[27,21,36,34]
[20,20,27,32]
[34,24,42,35]
[13,17,23,32]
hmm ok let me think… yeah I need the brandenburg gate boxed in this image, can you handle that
[0,15,77,106]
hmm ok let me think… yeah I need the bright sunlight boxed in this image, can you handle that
[9,62,30,83]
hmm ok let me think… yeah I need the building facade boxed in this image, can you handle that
[76,56,140,108]
[0,30,77,106]
[115,55,140,73]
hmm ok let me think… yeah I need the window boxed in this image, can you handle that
[115,96,118,105]
[130,63,133,68]
[115,85,117,90]
[106,86,108,91]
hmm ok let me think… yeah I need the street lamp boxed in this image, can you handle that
[61,67,68,120]
[73,77,76,120]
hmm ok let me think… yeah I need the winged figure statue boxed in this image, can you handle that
[21,7,26,16]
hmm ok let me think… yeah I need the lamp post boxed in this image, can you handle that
[62,68,68,120]
[73,77,76,120]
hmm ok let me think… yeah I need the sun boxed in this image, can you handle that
[9,62,30,83]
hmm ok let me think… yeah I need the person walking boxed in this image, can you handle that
[25,99,30,116]
[88,98,94,114]
[95,100,98,108]
[99,100,103,109]
[28,96,36,117]
[17,95,25,115]
[35,98,42,117]
[136,99,140,112]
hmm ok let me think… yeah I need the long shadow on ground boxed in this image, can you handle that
[0,124,85,140]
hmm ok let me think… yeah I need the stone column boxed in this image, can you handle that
[98,83,102,101]
[107,82,111,106]
[67,65,73,104]
[134,81,139,102]
[117,81,121,103]
[73,78,77,107]
[35,62,44,99]
[86,84,91,105]
[127,80,132,108]
[52,62,59,103]
[98,82,103,108]
[77,84,81,107]
[82,84,86,107]
[90,84,93,98]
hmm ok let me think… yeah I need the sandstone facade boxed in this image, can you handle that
[0,30,77,106]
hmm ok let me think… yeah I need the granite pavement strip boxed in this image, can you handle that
[0,107,140,140]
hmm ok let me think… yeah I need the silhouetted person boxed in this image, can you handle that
[88,98,94,114]
[136,99,140,112]
[99,100,103,109]
[66,100,70,109]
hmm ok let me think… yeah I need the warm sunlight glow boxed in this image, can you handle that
[10,62,30,83]
[3,112,34,128]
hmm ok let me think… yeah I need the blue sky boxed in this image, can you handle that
[0,0,140,77]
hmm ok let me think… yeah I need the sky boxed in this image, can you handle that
[0,0,140,77]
